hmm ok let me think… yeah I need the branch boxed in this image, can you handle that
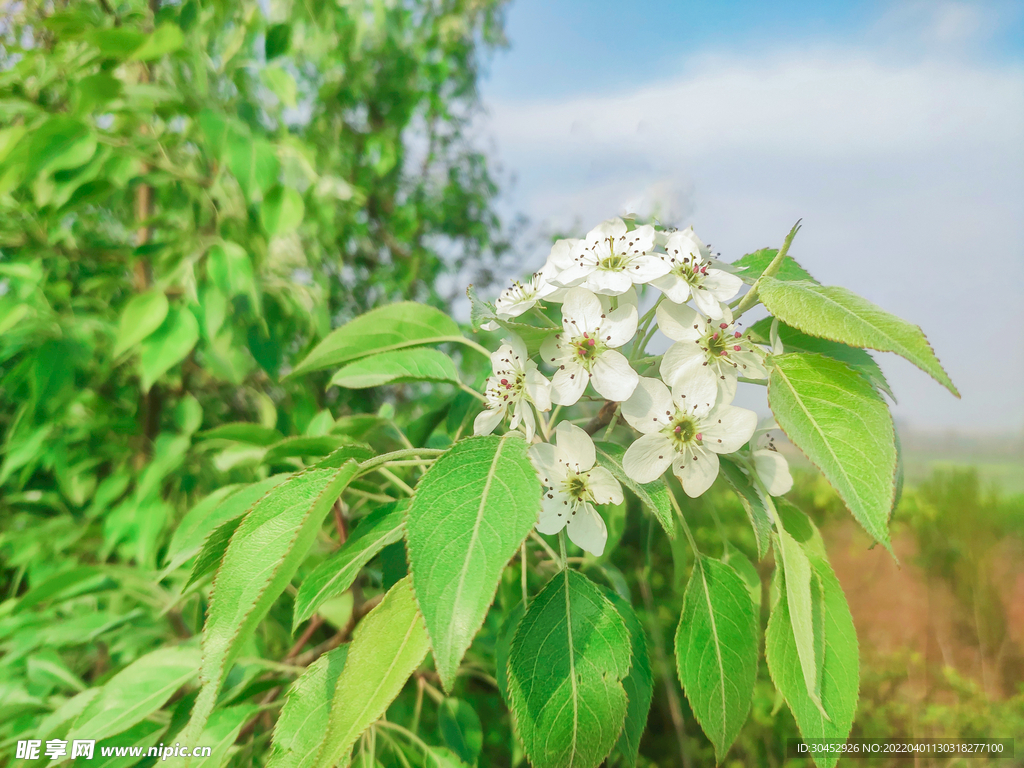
[583,400,620,436]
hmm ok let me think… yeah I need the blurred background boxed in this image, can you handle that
[0,0,1021,765]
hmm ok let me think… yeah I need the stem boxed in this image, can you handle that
[558,531,569,570]
[530,531,561,564]
[535,404,552,442]
[601,403,621,441]
[630,296,665,362]
[732,220,802,321]
[359,448,445,474]
[737,376,767,386]
[521,544,529,609]
[667,483,700,556]
[411,677,424,734]
[458,382,487,403]
[448,336,493,359]
[376,467,415,496]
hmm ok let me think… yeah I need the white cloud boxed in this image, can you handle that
[478,22,1024,431]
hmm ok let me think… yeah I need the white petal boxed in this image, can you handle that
[702,404,758,454]
[629,254,672,283]
[657,301,703,341]
[703,269,743,302]
[622,376,673,434]
[538,490,571,534]
[473,407,504,436]
[540,333,563,366]
[517,402,536,442]
[718,372,738,404]
[587,466,624,505]
[606,286,638,310]
[561,287,603,335]
[490,343,516,376]
[525,366,552,411]
[754,449,794,496]
[650,274,692,304]
[530,442,567,485]
[691,286,726,319]
[586,269,634,296]
[602,304,639,348]
[555,421,596,472]
[673,448,720,498]
[664,229,704,259]
[566,502,608,556]
[667,361,719,414]
[587,217,627,242]
[550,262,590,288]
[660,340,706,387]
[623,433,675,483]
[551,362,589,406]
[591,350,639,401]
[547,238,577,270]
[506,334,529,363]
[628,223,657,252]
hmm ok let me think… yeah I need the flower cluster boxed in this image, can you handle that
[474,217,792,554]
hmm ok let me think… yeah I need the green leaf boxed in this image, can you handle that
[292,501,407,631]
[162,475,291,577]
[206,242,255,299]
[268,645,349,768]
[495,600,526,704]
[508,569,631,768]
[291,301,463,377]
[438,698,483,766]
[718,456,771,560]
[406,434,541,690]
[606,591,652,768]
[87,28,146,58]
[766,554,859,768]
[722,545,762,610]
[675,556,759,761]
[185,517,241,589]
[313,577,430,768]
[732,248,816,285]
[263,436,354,465]
[467,284,558,357]
[758,278,958,396]
[265,23,292,59]
[227,138,279,201]
[184,448,371,744]
[25,116,95,177]
[595,442,675,539]
[163,705,257,768]
[261,66,299,108]
[197,423,284,445]
[66,646,201,744]
[749,317,894,400]
[262,185,304,234]
[138,306,199,392]
[330,348,461,389]
[113,290,169,358]
[773,525,824,717]
[132,23,184,61]
[768,353,896,549]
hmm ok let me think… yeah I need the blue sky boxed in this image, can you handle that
[473,0,1024,432]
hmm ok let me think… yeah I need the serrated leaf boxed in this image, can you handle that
[139,306,199,392]
[113,290,168,358]
[184,447,371,744]
[406,434,540,690]
[163,475,291,577]
[768,353,895,549]
[186,516,242,589]
[766,554,859,768]
[291,302,463,377]
[749,317,894,400]
[606,591,652,768]
[292,501,407,631]
[595,442,675,539]
[722,545,762,610]
[759,278,957,396]
[263,436,353,465]
[718,456,772,560]
[66,646,201,744]
[313,577,430,768]
[438,698,483,766]
[163,705,256,768]
[675,556,758,761]
[268,645,349,768]
[508,569,631,768]
[228,138,279,201]
[330,348,460,389]
[732,248,816,285]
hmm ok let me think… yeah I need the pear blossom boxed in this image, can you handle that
[474,335,552,441]
[657,301,768,401]
[752,417,793,496]
[541,287,639,406]
[493,268,560,321]
[529,421,623,556]
[552,218,669,296]
[649,228,743,319]
[621,376,757,497]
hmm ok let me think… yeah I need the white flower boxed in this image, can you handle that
[752,417,793,496]
[657,301,768,402]
[621,376,757,498]
[552,218,669,296]
[493,269,560,320]
[541,287,639,406]
[649,228,742,319]
[474,335,552,441]
[529,421,623,556]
